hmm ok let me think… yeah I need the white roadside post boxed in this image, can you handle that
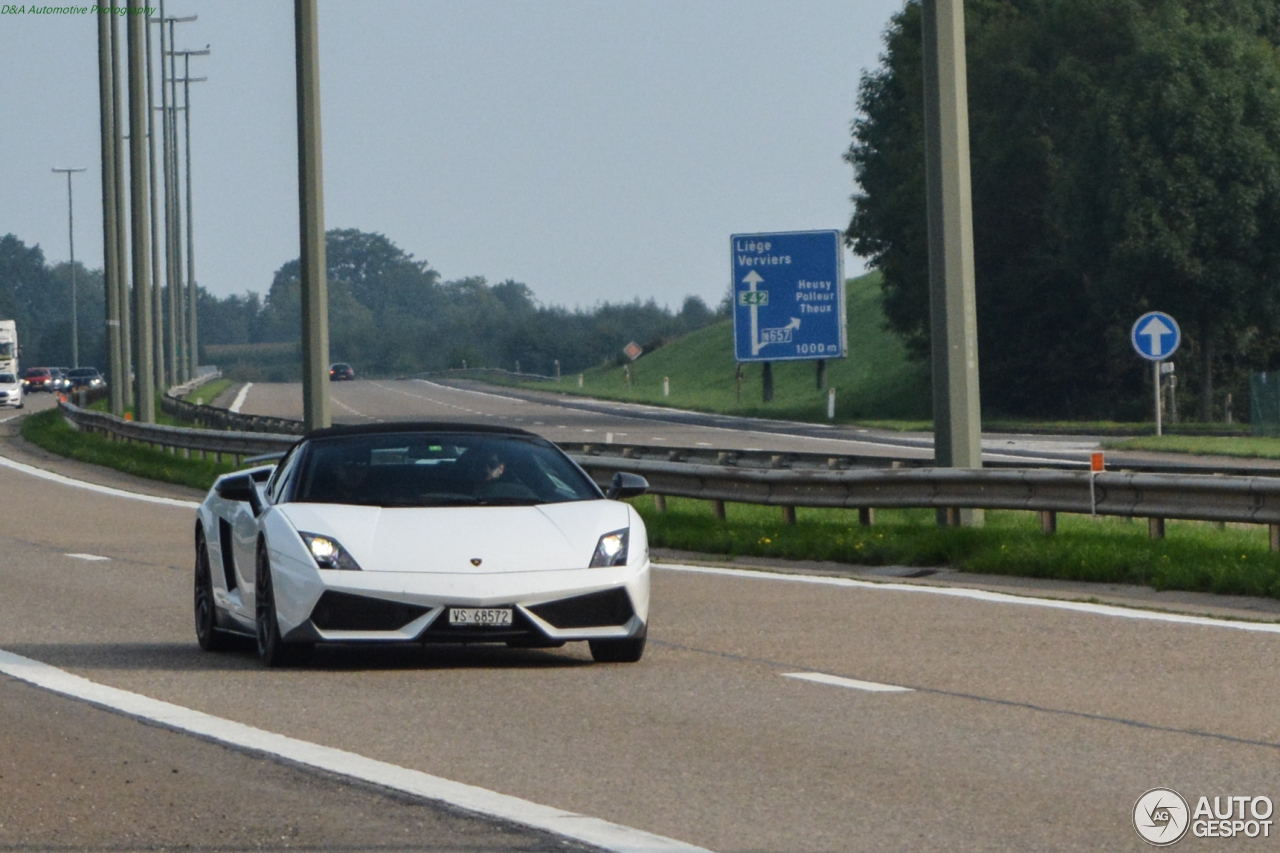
[828,387,836,419]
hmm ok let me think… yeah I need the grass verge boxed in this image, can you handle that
[634,496,1280,600]
[184,378,234,407]
[20,408,236,491]
[1103,434,1280,459]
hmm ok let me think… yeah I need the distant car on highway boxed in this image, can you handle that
[20,367,53,393]
[193,422,651,667]
[329,363,355,381]
[0,372,23,408]
[65,367,105,391]
[49,368,71,393]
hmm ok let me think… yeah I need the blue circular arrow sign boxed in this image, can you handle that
[1131,311,1181,361]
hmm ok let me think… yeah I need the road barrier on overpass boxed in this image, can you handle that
[53,400,1280,547]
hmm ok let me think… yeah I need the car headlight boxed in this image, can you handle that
[299,532,362,571]
[589,528,629,568]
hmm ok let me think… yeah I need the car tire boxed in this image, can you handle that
[588,633,646,663]
[194,529,229,652]
[255,544,311,667]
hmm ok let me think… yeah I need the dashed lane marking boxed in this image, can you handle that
[782,672,912,693]
[65,553,111,562]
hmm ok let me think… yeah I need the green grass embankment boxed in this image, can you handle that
[20,408,234,491]
[1103,434,1280,460]
[184,378,233,407]
[635,497,1280,600]
[548,271,933,425]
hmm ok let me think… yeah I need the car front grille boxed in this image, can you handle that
[528,588,634,629]
[309,591,431,631]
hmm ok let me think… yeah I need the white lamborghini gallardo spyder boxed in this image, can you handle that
[194,422,651,666]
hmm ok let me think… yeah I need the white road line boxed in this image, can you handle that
[782,672,913,693]
[229,382,253,413]
[331,396,377,420]
[0,453,199,509]
[414,379,526,405]
[0,650,711,853]
[65,553,111,561]
[657,563,1280,634]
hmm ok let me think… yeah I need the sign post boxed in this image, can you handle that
[731,231,847,367]
[1130,311,1181,436]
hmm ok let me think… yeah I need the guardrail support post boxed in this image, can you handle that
[712,500,726,520]
[858,507,874,526]
[782,506,796,526]
[654,494,667,513]
[1039,510,1056,534]
[1270,524,1279,552]
[1149,517,1165,540]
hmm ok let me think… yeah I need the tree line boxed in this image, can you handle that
[0,229,720,381]
[848,0,1280,420]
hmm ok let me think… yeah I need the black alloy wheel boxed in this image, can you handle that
[255,544,311,667]
[194,530,229,651]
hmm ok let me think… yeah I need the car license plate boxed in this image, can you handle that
[449,607,512,627]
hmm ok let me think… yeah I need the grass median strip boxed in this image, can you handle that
[20,408,236,491]
[633,497,1280,600]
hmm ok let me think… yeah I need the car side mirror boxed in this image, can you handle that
[607,472,649,500]
[215,473,264,514]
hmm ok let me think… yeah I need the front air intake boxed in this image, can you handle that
[309,591,430,631]
[528,588,634,629]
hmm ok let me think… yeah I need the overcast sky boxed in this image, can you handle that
[1,0,904,310]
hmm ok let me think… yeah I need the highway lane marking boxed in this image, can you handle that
[0,650,712,853]
[657,563,1280,634]
[373,381,483,416]
[0,453,200,509]
[782,672,912,693]
[414,378,527,405]
[229,382,253,413]
[65,553,111,561]
[331,395,378,421]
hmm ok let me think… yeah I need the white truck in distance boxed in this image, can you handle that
[0,321,16,375]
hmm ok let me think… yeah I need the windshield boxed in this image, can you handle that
[0,373,14,384]
[68,369,96,378]
[0,343,13,359]
[293,432,601,507]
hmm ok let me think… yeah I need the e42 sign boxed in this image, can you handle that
[731,230,847,363]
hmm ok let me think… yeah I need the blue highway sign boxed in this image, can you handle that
[1131,311,1181,361]
[731,230,847,363]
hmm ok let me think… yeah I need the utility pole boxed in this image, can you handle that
[169,48,208,380]
[127,0,154,423]
[100,13,123,415]
[145,11,165,393]
[923,0,983,526]
[156,2,196,383]
[111,13,132,408]
[295,0,330,431]
[52,167,86,368]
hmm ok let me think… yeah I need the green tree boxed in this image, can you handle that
[847,0,1280,419]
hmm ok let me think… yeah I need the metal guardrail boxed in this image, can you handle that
[61,401,296,464]
[161,391,305,436]
[56,399,1280,546]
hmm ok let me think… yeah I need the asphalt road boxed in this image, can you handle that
[2,400,1280,851]
[235,379,1097,466]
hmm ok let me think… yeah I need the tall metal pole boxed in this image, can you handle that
[167,16,187,381]
[923,0,983,526]
[52,167,86,368]
[102,14,123,415]
[181,57,207,380]
[111,14,133,408]
[127,0,154,423]
[146,12,165,393]
[155,3,177,386]
[296,0,330,431]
